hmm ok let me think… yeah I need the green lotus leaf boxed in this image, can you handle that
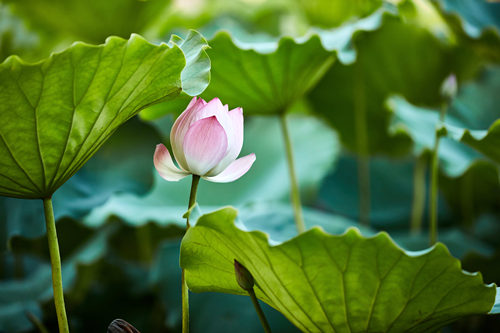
[181,207,497,332]
[142,9,388,119]
[5,0,171,43]
[0,31,210,199]
[309,11,452,155]
[297,0,382,28]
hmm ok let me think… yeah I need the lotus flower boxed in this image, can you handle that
[154,97,256,182]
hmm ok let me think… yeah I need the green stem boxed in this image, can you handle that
[410,154,427,234]
[42,198,69,333]
[182,175,200,333]
[357,155,371,227]
[280,114,305,234]
[26,311,50,333]
[429,137,440,245]
[248,288,272,333]
[354,68,370,226]
[428,104,447,245]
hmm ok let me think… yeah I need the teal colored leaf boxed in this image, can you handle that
[318,154,451,229]
[83,115,339,227]
[493,287,500,314]
[0,222,116,332]
[0,117,162,246]
[0,31,209,199]
[439,0,500,37]
[181,207,497,332]
[388,95,500,175]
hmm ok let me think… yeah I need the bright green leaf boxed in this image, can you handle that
[0,31,209,199]
[181,207,497,332]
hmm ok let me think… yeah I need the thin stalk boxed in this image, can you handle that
[357,155,371,227]
[248,288,272,333]
[410,154,427,234]
[280,114,305,234]
[428,104,447,245]
[42,197,69,333]
[182,175,200,333]
[354,68,370,226]
[26,311,50,333]
[461,172,474,230]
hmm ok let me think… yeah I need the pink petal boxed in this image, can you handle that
[201,97,231,133]
[170,97,207,170]
[154,144,189,181]
[207,107,244,175]
[183,116,228,176]
[204,153,256,183]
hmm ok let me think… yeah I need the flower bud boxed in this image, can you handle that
[440,74,457,101]
[234,259,254,291]
[107,319,140,333]
[154,97,256,183]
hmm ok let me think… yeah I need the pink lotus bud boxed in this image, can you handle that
[154,97,256,183]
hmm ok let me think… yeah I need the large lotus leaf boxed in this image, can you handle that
[0,31,209,199]
[388,96,500,174]
[151,240,300,333]
[0,117,161,246]
[309,11,455,155]
[0,222,116,332]
[181,207,497,332]
[5,0,171,43]
[83,115,338,227]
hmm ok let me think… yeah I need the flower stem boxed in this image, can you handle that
[410,154,427,234]
[429,104,447,245]
[42,197,69,333]
[354,67,370,226]
[182,174,200,333]
[248,288,272,333]
[280,114,305,234]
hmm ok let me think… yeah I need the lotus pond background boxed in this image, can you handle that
[1,0,500,332]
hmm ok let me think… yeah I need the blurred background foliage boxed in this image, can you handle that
[0,0,499,332]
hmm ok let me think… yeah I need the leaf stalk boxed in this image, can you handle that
[43,197,70,333]
[280,114,305,234]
